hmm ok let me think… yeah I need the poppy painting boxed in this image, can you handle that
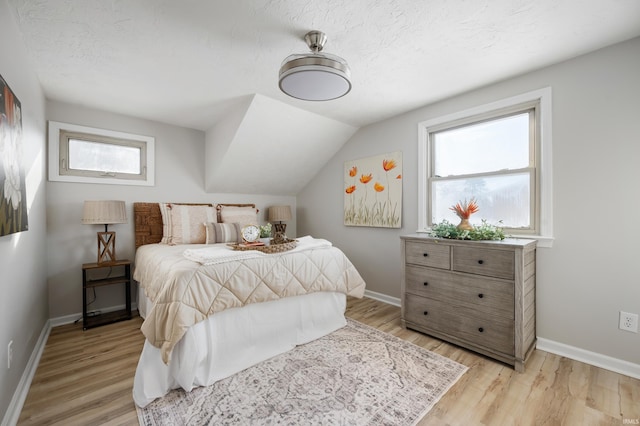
[0,74,28,237]
[344,151,402,228]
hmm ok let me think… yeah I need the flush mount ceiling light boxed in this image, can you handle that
[279,30,351,101]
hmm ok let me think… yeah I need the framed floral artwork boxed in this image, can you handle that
[0,73,28,237]
[344,151,402,228]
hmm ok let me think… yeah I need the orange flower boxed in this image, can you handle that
[450,198,479,219]
[360,174,372,184]
[345,185,356,194]
[396,174,402,179]
[382,159,396,172]
[374,182,385,192]
[349,166,357,177]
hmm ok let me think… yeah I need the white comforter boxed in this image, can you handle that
[134,237,366,363]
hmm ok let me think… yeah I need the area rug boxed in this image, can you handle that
[137,318,467,425]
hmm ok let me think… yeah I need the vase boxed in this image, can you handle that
[259,238,271,246]
[457,218,473,231]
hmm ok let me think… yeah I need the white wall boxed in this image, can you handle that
[298,37,640,366]
[0,0,48,418]
[46,100,296,319]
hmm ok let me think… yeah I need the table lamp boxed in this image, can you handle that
[82,200,127,264]
[268,205,292,244]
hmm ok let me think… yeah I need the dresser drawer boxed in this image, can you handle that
[405,294,515,355]
[452,246,515,279]
[405,265,514,319]
[405,241,450,269]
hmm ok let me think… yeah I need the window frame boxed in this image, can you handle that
[48,121,155,186]
[418,87,553,247]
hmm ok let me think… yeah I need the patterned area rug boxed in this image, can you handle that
[137,319,467,425]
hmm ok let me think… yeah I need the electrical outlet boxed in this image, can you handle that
[619,311,639,333]
[7,340,13,369]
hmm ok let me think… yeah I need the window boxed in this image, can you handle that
[418,88,553,246]
[48,121,155,186]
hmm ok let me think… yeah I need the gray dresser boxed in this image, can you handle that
[400,234,537,371]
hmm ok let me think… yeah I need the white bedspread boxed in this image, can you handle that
[133,291,348,408]
[134,237,366,363]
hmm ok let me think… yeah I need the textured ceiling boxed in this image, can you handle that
[8,0,640,131]
[6,0,640,195]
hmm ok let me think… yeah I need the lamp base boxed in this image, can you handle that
[97,231,117,264]
[272,223,287,244]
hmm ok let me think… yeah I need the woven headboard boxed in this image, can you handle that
[134,202,257,249]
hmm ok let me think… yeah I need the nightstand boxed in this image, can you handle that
[82,259,132,330]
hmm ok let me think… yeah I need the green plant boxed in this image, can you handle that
[259,223,272,238]
[429,219,506,241]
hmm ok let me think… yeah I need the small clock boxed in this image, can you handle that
[241,224,261,243]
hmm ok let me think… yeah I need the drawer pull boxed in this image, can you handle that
[423,311,428,315]
[423,253,429,257]
[478,293,484,298]
[478,327,484,332]
[477,260,484,265]
[423,282,429,286]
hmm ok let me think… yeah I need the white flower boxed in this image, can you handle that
[1,113,22,210]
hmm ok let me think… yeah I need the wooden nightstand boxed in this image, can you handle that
[82,259,132,330]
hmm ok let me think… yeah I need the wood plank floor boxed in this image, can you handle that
[17,297,640,425]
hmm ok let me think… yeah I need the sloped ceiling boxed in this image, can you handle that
[7,0,640,195]
[205,94,357,195]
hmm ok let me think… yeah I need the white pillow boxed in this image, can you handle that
[219,205,258,228]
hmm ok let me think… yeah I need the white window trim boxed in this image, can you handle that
[48,121,155,186]
[418,87,553,248]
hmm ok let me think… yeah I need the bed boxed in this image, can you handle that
[131,202,366,408]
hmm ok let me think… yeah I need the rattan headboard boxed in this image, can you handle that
[133,202,257,249]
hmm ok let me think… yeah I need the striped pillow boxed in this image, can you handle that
[204,222,242,244]
[167,204,217,244]
[159,202,173,244]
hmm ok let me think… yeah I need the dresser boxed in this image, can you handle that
[400,234,536,371]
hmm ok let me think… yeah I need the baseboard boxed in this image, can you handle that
[1,320,51,426]
[537,337,640,379]
[2,302,139,426]
[49,302,139,327]
[363,289,400,307]
[361,291,640,380]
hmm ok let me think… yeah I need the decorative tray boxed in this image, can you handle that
[228,239,297,253]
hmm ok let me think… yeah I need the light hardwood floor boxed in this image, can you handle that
[17,297,640,425]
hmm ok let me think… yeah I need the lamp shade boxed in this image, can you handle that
[268,206,292,222]
[82,200,127,225]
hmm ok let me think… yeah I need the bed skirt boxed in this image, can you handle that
[133,291,348,407]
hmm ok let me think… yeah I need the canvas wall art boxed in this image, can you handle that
[344,151,402,228]
[0,74,28,237]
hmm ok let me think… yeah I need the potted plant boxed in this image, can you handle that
[259,223,272,245]
[429,198,505,241]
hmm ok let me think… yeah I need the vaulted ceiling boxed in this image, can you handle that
[7,0,640,194]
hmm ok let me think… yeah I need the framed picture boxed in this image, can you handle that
[344,151,402,228]
[0,73,28,237]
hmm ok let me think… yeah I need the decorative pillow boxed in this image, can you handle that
[204,222,242,244]
[161,204,217,244]
[219,205,258,228]
[159,202,173,244]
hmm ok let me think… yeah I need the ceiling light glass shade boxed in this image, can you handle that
[279,31,351,101]
[279,53,351,101]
